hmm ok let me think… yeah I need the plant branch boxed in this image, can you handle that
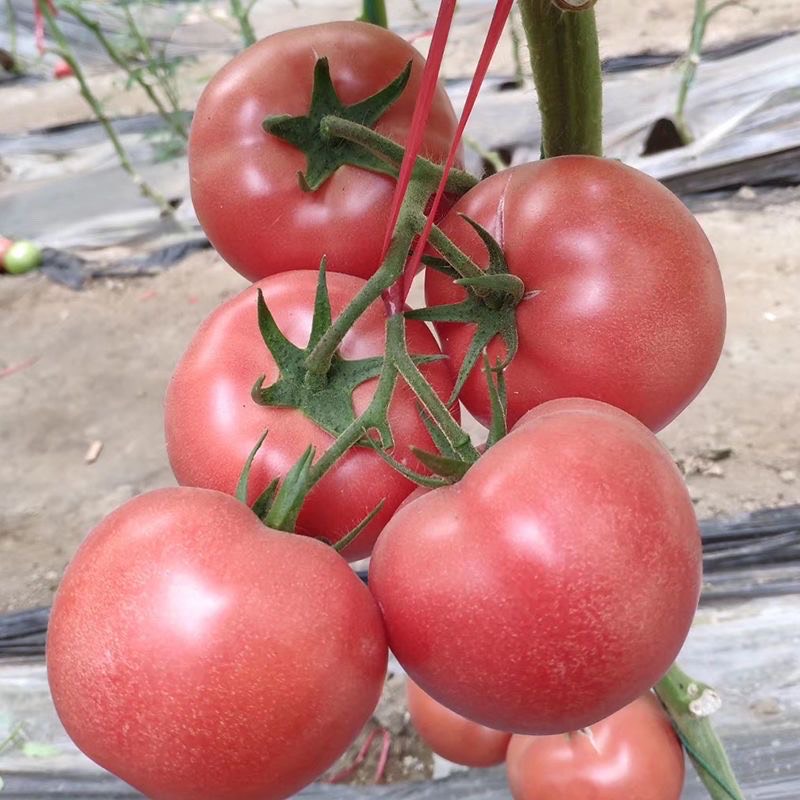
[37,0,176,217]
[62,3,188,141]
[229,0,257,48]
[655,664,745,800]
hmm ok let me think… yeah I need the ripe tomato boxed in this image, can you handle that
[425,156,726,432]
[0,236,12,271]
[47,487,388,800]
[369,398,701,734]
[165,270,455,560]
[407,678,511,767]
[189,21,459,283]
[506,693,685,800]
[53,58,74,79]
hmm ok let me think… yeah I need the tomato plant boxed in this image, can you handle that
[424,156,726,432]
[407,677,511,767]
[505,693,685,800]
[369,398,701,734]
[46,4,745,797]
[189,21,459,283]
[47,487,388,800]
[165,269,456,560]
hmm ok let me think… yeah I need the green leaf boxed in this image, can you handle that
[249,286,388,437]
[333,500,385,553]
[368,441,451,488]
[411,447,471,480]
[235,429,269,504]
[252,478,279,521]
[265,446,316,532]
[263,58,411,191]
[484,353,508,448]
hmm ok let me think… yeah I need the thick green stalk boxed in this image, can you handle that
[37,0,176,217]
[515,0,603,157]
[656,665,745,800]
[360,0,388,27]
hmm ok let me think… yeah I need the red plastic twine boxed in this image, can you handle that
[401,0,515,302]
[34,0,57,55]
[380,0,458,315]
[379,0,516,313]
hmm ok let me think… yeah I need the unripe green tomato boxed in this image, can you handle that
[0,237,12,271]
[4,240,42,274]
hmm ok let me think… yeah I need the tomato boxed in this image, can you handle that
[53,58,74,79]
[407,677,511,767]
[189,21,459,283]
[369,398,701,734]
[165,270,456,561]
[506,693,685,800]
[47,487,388,800]
[3,239,42,274]
[425,156,726,432]
[0,236,12,271]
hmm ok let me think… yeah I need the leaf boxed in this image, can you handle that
[263,58,411,191]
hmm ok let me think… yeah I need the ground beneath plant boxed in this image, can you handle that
[1,0,799,786]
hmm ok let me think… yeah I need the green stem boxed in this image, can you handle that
[320,116,478,197]
[62,3,188,141]
[360,0,388,27]
[304,174,435,377]
[386,315,479,461]
[121,3,182,116]
[229,0,257,48]
[515,0,603,158]
[655,664,745,800]
[6,0,20,73]
[425,223,488,284]
[37,0,177,218]
[675,0,709,145]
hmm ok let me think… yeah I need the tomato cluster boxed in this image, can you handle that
[408,679,685,799]
[47,19,724,800]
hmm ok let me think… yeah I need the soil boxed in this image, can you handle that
[1,0,798,785]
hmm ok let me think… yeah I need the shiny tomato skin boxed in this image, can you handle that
[165,270,456,561]
[407,678,511,767]
[506,693,685,800]
[189,21,459,283]
[369,398,701,734]
[47,487,388,800]
[425,156,726,432]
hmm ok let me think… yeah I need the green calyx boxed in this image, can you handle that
[263,57,411,191]
[408,215,531,406]
[251,262,442,439]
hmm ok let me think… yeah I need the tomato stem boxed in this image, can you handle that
[320,116,478,197]
[304,175,433,377]
[515,0,603,158]
[359,0,388,28]
[655,664,745,800]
